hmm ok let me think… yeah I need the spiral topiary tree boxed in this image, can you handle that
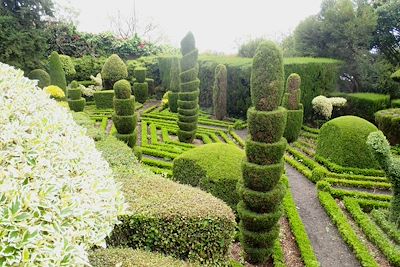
[49,51,67,93]
[367,131,400,228]
[213,64,227,120]
[67,80,86,112]
[28,69,50,88]
[168,57,180,112]
[282,73,303,142]
[237,41,287,264]
[133,67,148,104]
[112,79,137,147]
[101,54,128,89]
[177,32,200,143]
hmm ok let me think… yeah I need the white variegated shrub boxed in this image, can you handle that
[0,63,126,266]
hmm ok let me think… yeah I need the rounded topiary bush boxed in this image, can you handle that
[172,143,244,209]
[316,115,380,169]
[28,69,50,88]
[0,63,125,266]
[101,54,128,88]
[375,108,400,145]
[48,51,67,92]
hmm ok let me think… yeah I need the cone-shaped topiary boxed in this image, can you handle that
[283,73,303,142]
[177,32,199,143]
[237,41,287,264]
[169,57,180,113]
[101,54,128,89]
[112,79,137,147]
[213,64,227,120]
[28,69,50,88]
[367,131,400,228]
[49,51,67,93]
[67,80,86,112]
[133,67,148,104]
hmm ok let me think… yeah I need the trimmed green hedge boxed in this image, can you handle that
[198,56,340,119]
[28,69,50,88]
[392,99,400,108]
[344,93,390,122]
[96,136,236,264]
[172,143,244,209]
[316,116,379,169]
[375,108,400,145]
[48,51,67,92]
[94,90,115,109]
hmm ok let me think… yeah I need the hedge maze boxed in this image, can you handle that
[285,126,400,266]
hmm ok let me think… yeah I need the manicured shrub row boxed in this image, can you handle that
[89,248,190,267]
[344,197,400,266]
[133,67,149,103]
[168,57,180,112]
[49,51,67,92]
[282,73,303,143]
[177,32,200,143]
[197,55,340,119]
[392,99,400,108]
[112,79,137,147]
[238,42,287,264]
[370,209,400,244]
[324,178,391,190]
[375,108,400,145]
[302,125,320,134]
[173,143,244,210]
[101,54,128,88]
[67,80,86,111]
[28,69,50,88]
[94,90,115,109]
[213,64,228,120]
[316,116,380,170]
[344,93,390,122]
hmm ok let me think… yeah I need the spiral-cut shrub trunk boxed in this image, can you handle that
[67,80,86,112]
[113,79,137,147]
[213,64,227,120]
[169,57,180,112]
[133,67,148,104]
[177,32,200,143]
[283,73,303,142]
[237,41,287,264]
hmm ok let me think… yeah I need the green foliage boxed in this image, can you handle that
[158,55,174,91]
[133,82,148,104]
[177,32,199,143]
[172,143,244,210]
[134,67,147,83]
[345,93,390,121]
[283,73,303,142]
[113,79,131,99]
[391,69,400,82]
[284,73,301,110]
[245,138,287,165]
[213,64,227,120]
[72,56,107,81]
[27,69,50,88]
[284,108,304,143]
[250,41,284,111]
[248,107,287,143]
[93,90,115,109]
[48,51,67,91]
[238,38,267,58]
[316,116,379,169]
[67,98,85,112]
[59,54,76,82]
[101,54,128,88]
[392,99,400,108]
[112,114,137,134]
[375,108,400,145]
[169,57,180,112]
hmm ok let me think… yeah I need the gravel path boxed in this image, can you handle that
[285,164,360,267]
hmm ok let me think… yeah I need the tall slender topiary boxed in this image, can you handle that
[237,41,287,264]
[101,54,128,89]
[68,80,86,112]
[168,57,180,112]
[133,67,148,104]
[213,64,227,120]
[367,131,400,228]
[112,79,137,147]
[282,73,303,142]
[177,32,200,143]
[49,51,67,93]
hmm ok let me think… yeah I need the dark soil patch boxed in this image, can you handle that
[285,164,360,267]
[280,217,304,267]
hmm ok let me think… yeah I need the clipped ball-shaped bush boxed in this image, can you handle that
[173,143,244,209]
[27,69,50,88]
[375,108,400,145]
[48,51,67,92]
[113,79,131,99]
[213,64,227,120]
[316,116,380,169]
[101,54,128,88]
[0,63,125,266]
[44,85,65,101]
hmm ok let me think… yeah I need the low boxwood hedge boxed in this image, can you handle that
[345,93,390,122]
[375,108,400,145]
[94,90,115,109]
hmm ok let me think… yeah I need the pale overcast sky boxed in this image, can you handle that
[55,0,322,54]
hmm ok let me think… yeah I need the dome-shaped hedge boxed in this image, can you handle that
[0,63,125,266]
[27,69,50,88]
[101,54,128,88]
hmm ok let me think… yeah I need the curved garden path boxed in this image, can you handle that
[285,164,360,267]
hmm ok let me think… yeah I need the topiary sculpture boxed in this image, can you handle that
[177,32,200,143]
[168,57,180,112]
[237,41,287,264]
[101,54,128,89]
[367,131,400,228]
[282,73,303,142]
[112,79,137,147]
[48,51,67,92]
[28,69,50,88]
[60,54,76,82]
[68,80,86,112]
[213,64,227,120]
[133,67,148,104]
